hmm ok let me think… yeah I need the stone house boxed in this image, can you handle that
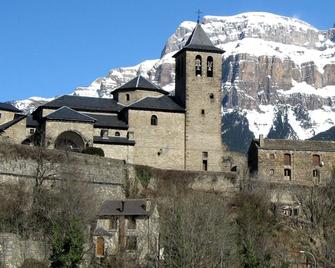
[11,23,227,172]
[0,102,27,144]
[248,135,335,184]
[93,199,159,265]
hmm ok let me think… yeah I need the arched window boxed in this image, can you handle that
[151,115,158,126]
[284,153,291,165]
[96,237,105,256]
[312,154,320,166]
[195,55,202,76]
[126,94,130,101]
[115,131,120,137]
[207,56,213,77]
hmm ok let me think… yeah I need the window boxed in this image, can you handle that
[115,131,120,137]
[207,56,213,77]
[312,154,320,166]
[126,94,130,101]
[209,93,214,100]
[201,109,205,115]
[127,131,134,140]
[96,237,105,256]
[30,128,35,135]
[126,236,137,251]
[195,55,202,76]
[151,115,158,126]
[270,153,275,159]
[109,217,117,230]
[284,169,291,180]
[202,160,208,171]
[270,169,274,175]
[127,216,136,229]
[100,129,108,138]
[284,153,291,165]
[0,113,2,118]
[313,169,320,178]
[202,152,208,158]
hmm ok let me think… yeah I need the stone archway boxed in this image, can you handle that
[54,131,85,152]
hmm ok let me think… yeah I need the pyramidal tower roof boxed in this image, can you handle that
[113,75,168,94]
[174,23,225,57]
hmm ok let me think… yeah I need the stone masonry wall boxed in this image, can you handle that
[184,50,225,171]
[117,90,165,106]
[257,148,335,185]
[128,110,185,170]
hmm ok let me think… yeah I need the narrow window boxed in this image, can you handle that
[115,131,120,137]
[96,237,105,256]
[270,169,274,175]
[312,154,320,166]
[313,169,320,178]
[30,128,35,135]
[126,236,137,251]
[100,129,108,138]
[201,109,205,115]
[151,115,158,126]
[127,131,134,140]
[195,55,202,76]
[127,216,136,230]
[284,168,291,180]
[207,56,213,77]
[270,153,275,160]
[109,217,117,230]
[0,113,2,119]
[284,153,291,165]
[209,93,214,101]
[202,160,208,171]
[293,207,299,216]
[126,94,130,101]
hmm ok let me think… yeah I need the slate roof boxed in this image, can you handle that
[174,23,225,57]
[26,115,39,128]
[254,138,335,152]
[45,106,96,123]
[97,199,149,217]
[84,113,128,129]
[127,95,185,113]
[0,102,22,113]
[113,75,168,95]
[0,114,26,132]
[93,136,135,146]
[42,95,123,113]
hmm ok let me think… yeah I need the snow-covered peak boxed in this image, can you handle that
[204,12,317,32]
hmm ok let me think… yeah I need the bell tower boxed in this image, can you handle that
[173,23,225,171]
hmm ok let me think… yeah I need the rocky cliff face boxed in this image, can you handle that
[15,12,335,152]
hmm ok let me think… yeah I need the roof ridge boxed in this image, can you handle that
[136,75,141,88]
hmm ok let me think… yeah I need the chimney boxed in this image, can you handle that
[259,134,264,147]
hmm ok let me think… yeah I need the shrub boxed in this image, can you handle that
[81,147,105,157]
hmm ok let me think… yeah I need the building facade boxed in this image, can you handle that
[248,135,335,184]
[93,199,159,265]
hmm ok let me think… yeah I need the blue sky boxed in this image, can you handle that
[0,0,334,102]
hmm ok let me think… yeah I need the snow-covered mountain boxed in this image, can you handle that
[14,12,335,152]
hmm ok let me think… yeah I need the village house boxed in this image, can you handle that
[248,135,335,185]
[0,102,27,144]
[93,199,159,265]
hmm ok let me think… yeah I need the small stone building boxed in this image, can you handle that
[0,102,27,144]
[248,135,335,184]
[93,199,159,265]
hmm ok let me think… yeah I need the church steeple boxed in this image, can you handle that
[174,23,224,58]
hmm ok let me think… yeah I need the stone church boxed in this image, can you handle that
[0,23,226,172]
